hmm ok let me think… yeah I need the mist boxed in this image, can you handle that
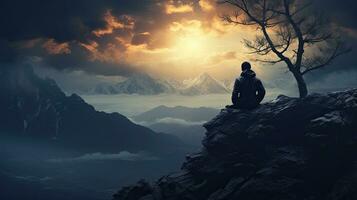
[0,134,185,200]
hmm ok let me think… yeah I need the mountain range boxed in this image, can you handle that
[92,73,175,95]
[180,73,230,95]
[0,66,184,154]
[89,73,230,95]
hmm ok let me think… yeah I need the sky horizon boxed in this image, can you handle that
[1,0,357,95]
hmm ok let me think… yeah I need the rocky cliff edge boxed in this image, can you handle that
[113,89,357,200]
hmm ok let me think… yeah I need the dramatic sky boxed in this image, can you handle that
[1,0,356,92]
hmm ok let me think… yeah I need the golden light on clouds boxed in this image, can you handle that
[93,11,134,37]
[123,17,255,80]
[165,2,193,14]
[199,0,214,11]
[81,2,267,80]
[43,39,71,55]
[80,41,99,54]
[169,20,210,59]
[80,41,123,63]
[208,51,237,65]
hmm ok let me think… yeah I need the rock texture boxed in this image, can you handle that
[113,89,357,200]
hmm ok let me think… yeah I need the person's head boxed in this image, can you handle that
[241,62,251,71]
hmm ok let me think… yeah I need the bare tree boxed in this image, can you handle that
[219,0,351,97]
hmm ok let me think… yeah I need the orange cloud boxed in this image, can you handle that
[65,2,255,80]
[199,0,214,11]
[80,40,125,63]
[131,32,151,46]
[42,39,71,55]
[166,4,193,14]
[93,11,134,37]
[208,51,237,64]
[80,41,99,54]
[169,20,203,33]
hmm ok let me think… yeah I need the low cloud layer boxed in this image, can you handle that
[47,151,159,163]
[136,117,207,127]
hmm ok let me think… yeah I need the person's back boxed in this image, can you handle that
[231,62,265,109]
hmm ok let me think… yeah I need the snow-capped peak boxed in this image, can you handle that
[181,73,229,95]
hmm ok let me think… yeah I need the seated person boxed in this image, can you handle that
[229,62,265,109]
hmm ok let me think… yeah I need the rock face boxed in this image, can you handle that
[0,67,183,153]
[113,89,357,200]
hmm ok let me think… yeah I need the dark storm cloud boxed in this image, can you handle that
[1,0,354,44]
[0,0,107,43]
[0,0,201,75]
[272,0,355,90]
[315,0,357,30]
[41,43,137,76]
[0,0,173,75]
[0,0,356,77]
[0,0,169,42]
[0,39,17,62]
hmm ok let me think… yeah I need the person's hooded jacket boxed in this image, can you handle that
[231,69,265,109]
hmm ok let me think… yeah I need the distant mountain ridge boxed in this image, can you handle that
[180,73,230,95]
[91,73,175,95]
[0,67,183,153]
[89,73,230,96]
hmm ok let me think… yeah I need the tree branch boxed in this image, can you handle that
[255,58,285,64]
[301,43,352,75]
[283,0,304,71]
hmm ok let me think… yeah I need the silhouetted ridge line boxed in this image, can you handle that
[0,66,184,154]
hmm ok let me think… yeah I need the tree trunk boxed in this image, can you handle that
[292,71,308,98]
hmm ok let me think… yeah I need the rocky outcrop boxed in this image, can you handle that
[113,89,357,200]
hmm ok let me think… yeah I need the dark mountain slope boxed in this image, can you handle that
[0,67,183,153]
[113,89,357,200]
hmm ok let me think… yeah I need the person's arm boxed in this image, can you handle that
[256,79,265,104]
[231,79,240,105]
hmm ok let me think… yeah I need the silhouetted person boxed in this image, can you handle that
[229,62,265,109]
